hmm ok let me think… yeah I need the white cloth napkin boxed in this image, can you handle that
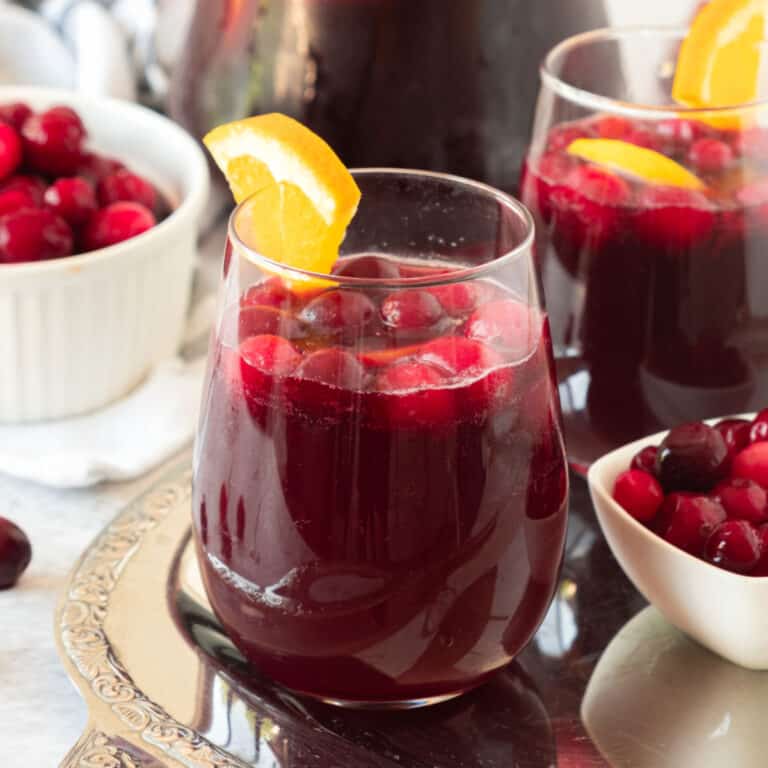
[0,357,206,488]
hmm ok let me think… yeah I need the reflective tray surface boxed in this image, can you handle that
[56,463,757,768]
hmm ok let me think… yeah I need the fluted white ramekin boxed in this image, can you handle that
[0,86,209,422]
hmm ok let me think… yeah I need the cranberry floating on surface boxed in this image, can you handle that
[0,517,31,589]
[44,177,97,227]
[705,520,762,574]
[381,289,444,331]
[299,290,376,335]
[21,106,86,176]
[0,123,22,181]
[333,254,401,280]
[655,422,729,493]
[687,138,734,174]
[465,299,535,359]
[0,208,73,263]
[82,202,156,251]
[97,169,157,211]
[242,278,294,311]
[296,348,365,389]
[613,469,664,523]
[656,493,726,556]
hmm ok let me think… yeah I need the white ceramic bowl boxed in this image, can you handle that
[587,415,768,670]
[0,86,209,422]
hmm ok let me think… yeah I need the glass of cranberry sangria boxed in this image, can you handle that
[521,25,768,471]
[193,169,568,708]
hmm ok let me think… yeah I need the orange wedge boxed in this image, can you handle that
[567,138,706,190]
[673,0,768,125]
[204,113,361,279]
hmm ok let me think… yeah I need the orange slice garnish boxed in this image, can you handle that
[567,138,706,190]
[673,0,768,127]
[204,114,361,280]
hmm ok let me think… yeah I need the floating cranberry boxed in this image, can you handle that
[0,517,31,589]
[655,422,729,492]
[0,208,72,263]
[376,361,455,427]
[238,305,301,342]
[77,151,124,185]
[0,102,32,130]
[97,169,157,210]
[595,115,632,139]
[429,282,487,317]
[656,493,726,556]
[419,337,501,376]
[546,123,591,152]
[1,175,46,206]
[22,107,86,176]
[0,123,22,181]
[716,477,768,523]
[571,164,631,205]
[657,118,707,149]
[381,290,444,331]
[625,128,663,152]
[634,186,715,251]
[749,409,768,444]
[82,202,156,251]
[465,299,535,358]
[527,152,578,223]
[705,520,762,573]
[296,348,365,389]
[44,177,96,227]
[732,442,768,488]
[631,446,659,475]
[239,334,301,407]
[332,254,401,280]
[241,278,294,311]
[687,138,733,174]
[714,418,752,463]
[299,290,375,335]
[613,469,664,523]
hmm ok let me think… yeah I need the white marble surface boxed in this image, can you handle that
[0,450,192,766]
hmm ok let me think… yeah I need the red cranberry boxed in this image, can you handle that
[526,152,578,224]
[705,520,762,573]
[0,517,31,589]
[656,493,726,556]
[0,123,22,181]
[631,446,659,475]
[419,337,502,376]
[714,418,752,463]
[749,409,768,444]
[242,278,294,310]
[44,177,96,227]
[376,361,455,428]
[634,186,715,251]
[0,208,72,263]
[570,164,631,205]
[625,128,663,152]
[77,151,124,185]
[381,290,444,331]
[547,123,592,152]
[97,169,157,210]
[295,347,365,389]
[465,299,535,359]
[687,138,733,174]
[613,469,664,523]
[0,102,32,130]
[299,290,375,334]
[657,118,707,149]
[332,254,401,280]
[0,175,46,206]
[82,202,156,251]
[595,115,632,139]
[428,282,488,317]
[21,107,86,176]
[238,305,301,342]
[240,334,301,394]
[655,422,729,493]
[0,188,37,215]
[732,442,768,488]
[716,477,768,523]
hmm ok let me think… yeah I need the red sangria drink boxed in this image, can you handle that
[192,169,568,708]
[522,25,768,470]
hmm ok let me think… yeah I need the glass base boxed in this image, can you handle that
[315,691,465,710]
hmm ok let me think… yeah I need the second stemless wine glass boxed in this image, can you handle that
[192,169,568,709]
[521,27,768,471]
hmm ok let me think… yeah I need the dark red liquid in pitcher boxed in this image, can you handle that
[193,255,568,704]
[522,116,768,467]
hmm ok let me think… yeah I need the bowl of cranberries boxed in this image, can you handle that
[588,411,768,670]
[0,86,209,422]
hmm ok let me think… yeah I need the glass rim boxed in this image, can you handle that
[541,25,768,120]
[228,167,535,290]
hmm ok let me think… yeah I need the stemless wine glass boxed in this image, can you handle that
[521,27,768,471]
[192,169,568,709]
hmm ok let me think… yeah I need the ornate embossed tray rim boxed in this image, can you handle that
[55,461,248,768]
